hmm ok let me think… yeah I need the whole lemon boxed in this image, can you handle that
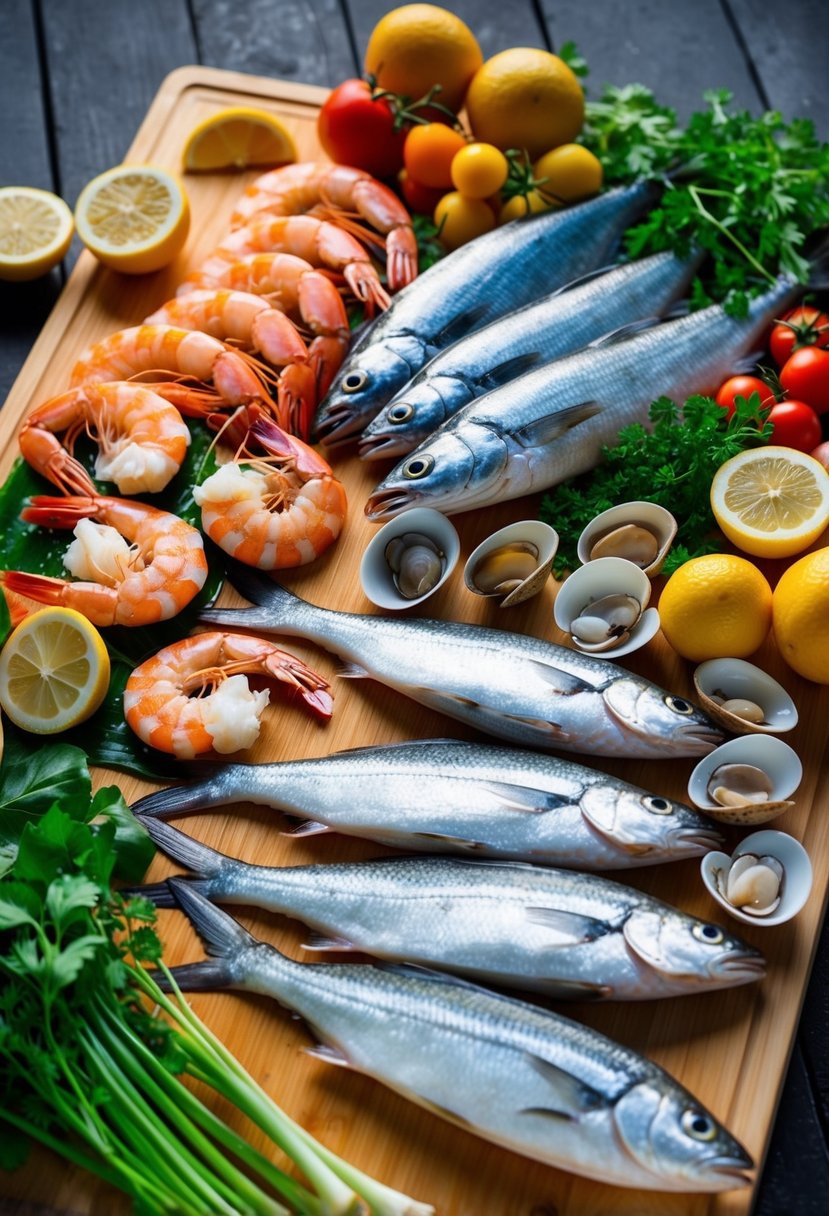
[465,48,585,159]
[364,5,483,113]
[772,546,829,682]
[658,554,773,662]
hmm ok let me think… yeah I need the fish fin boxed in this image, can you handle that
[122,880,178,909]
[335,659,371,679]
[303,1043,353,1068]
[536,978,612,1000]
[518,1106,576,1122]
[168,876,258,956]
[157,960,234,993]
[806,237,829,290]
[527,1053,605,1115]
[524,906,609,945]
[135,815,225,877]
[729,351,767,377]
[512,401,602,448]
[417,1097,476,1130]
[585,315,664,348]
[434,306,488,346]
[664,299,691,320]
[478,352,543,389]
[285,819,331,838]
[549,263,618,295]
[414,830,488,850]
[486,780,573,815]
[302,933,358,952]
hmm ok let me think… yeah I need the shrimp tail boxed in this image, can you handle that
[276,363,318,442]
[386,227,420,292]
[18,429,98,497]
[343,263,391,315]
[21,495,100,528]
[308,334,350,400]
[0,570,69,604]
[248,407,334,479]
[263,648,334,720]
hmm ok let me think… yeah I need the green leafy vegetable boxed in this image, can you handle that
[541,393,772,577]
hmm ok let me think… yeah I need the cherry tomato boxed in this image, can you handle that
[398,170,445,216]
[404,123,467,190]
[450,143,508,199]
[318,79,406,178]
[434,192,495,251]
[714,375,776,419]
[780,346,829,414]
[769,305,829,367]
[498,190,554,224]
[810,441,829,471]
[767,400,822,452]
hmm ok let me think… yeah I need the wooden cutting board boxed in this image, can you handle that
[3,65,828,1216]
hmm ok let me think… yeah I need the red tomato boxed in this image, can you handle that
[780,346,829,414]
[769,305,829,367]
[399,170,445,216]
[715,375,775,419]
[767,400,822,452]
[317,79,407,178]
[404,123,467,189]
[809,440,829,471]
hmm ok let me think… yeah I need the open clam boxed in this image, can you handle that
[360,507,460,610]
[693,658,798,735]
[687,734,801,825]
[553,556,659,658]
[576,501,678,576]
[701,830,813,927]
[463,520,559,608]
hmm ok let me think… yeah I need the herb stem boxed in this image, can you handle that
[687,185,777,284]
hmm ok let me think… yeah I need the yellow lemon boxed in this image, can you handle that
[465,48,585,159]
[0,607,110,734]
[772,547,829,683]
[74,164,190,274]
[364,4,483,112]
[0,186,74,281]
[533,143,603,204]
[182,106,297,172]
[658,554,773,662]
[710,446,829,559]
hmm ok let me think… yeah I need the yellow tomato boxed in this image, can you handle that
[533,144,603,204]
[498,190,554,223]
[450,143,508,199]
[434,192,495,250]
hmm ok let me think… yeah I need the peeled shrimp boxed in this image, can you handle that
[124,631,333,758]
[18,382,191,496]
[0,495,208,626]
[230,162,418,292]
[184,214,391,315]
[193,408,346,570]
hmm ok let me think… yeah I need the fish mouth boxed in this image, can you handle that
[714,951,767,981]
[671,826,725,854]
[312,406,364,449]
[676,723,724,753]
[365,487,421,519]
[358,432,412,461]
[700,1154,753,1186]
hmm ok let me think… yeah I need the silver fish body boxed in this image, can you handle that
[312,182,657,447]
[366,274,801,518]
[132,738,723,870]
[141,818,764,999]
[359,251,699,460]
[200,570,723,760]
[165,881,753,1192]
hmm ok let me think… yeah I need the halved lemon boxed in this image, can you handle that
[0,607,111,734]
[74,164,190,274]
[710,446,829,558]
[0,186,74,281]
[182,106,297,172]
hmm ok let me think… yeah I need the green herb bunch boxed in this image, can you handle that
[541,392,772,578]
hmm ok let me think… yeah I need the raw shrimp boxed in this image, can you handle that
[144,291,320,439]
[175,252,350,399]
[193,408,346,570]
[18,382,191,496]
[230,162,418,292]
[183,214,391,315]
[123,631,333,758]
[0,495,208,627]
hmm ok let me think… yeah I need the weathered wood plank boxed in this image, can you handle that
[726,0,826,135]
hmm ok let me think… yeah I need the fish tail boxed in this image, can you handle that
[123,880,179,908]
[157,960,234,994]
[806,236,829,290]
[168,876,258,958]
[130,774,235,820]
[136,816,226,879]
[198,556,302,634]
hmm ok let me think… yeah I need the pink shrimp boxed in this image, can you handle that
[185,214,391,315]
[230,162,418,292]
[18,382,191,497]
[0,495,208,627]
[124,631,333,758]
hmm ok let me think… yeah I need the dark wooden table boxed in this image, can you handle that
[1,2,826,1212]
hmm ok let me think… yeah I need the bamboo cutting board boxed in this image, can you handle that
[2,65,829,1216]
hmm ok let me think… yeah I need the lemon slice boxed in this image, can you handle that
[182,107,297,172]
[710,446,829,558]
[0,607,111,733]
[74,164,190,274]
[0,186,74,281]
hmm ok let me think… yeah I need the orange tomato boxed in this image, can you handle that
[404,123,467,189]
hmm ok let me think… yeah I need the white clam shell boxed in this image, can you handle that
[687,734,802,824]
[553,556,659,659]
[576,500,678,576]
[463,520,559,608]
[360,508,460,610]
[693,658,799,735]
[700,829,813,927]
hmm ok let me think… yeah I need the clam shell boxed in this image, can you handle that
[576,501,678,576]
[553,556,659,659]
[463,521,559,608]
[693,658,798,735]
[700,829,812,927]
[360,508,460,610]
[687,734,801,825]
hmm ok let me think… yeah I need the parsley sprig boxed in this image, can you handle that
[541,393,772,577]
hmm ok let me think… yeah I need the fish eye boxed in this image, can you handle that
[342,370,368,393]
[693,923,724,945]
[402,454,435,480]
[681,1110,717,1141]
[388,402,415,424]
[643,795,672,815]
[665,695,694,715]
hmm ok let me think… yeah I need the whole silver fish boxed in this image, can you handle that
[164,881,753,1192]
[200,565,722,759]
[132,738,723,870]
[366,274,801,518]
[312,182,657,448]
[359,251,699,460]
[139,817,763,1000]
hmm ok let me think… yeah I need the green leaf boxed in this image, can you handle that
[0,589,10,648]
[0,734,90,826]
[93,788,154,883]
[49,934,108,990]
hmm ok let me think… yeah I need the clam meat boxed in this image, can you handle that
[384,532,446,600]
[470,542,540,596]
[706,763,773,809]
[570,592,643,652]
[589,523,660,568]
[715,853,784,917]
